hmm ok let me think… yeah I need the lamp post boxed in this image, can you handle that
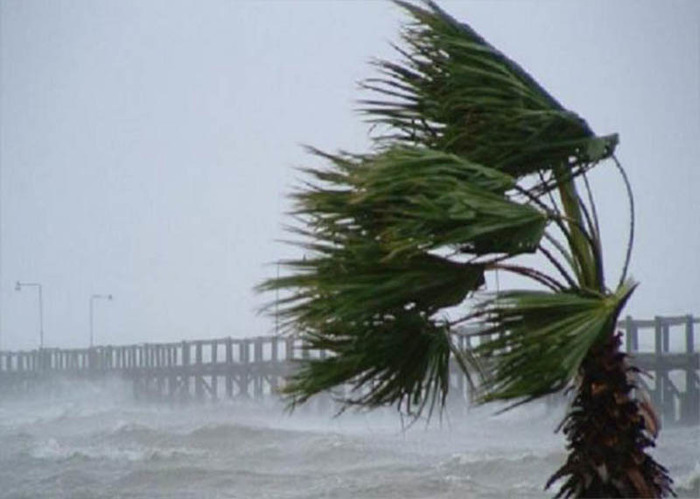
[15,281,44,349]
[89,294,113,348]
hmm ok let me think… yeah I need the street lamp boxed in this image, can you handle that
[15,281,44,349]
[90,294,113,348]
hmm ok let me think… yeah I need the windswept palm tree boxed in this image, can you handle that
[259,2,674,497]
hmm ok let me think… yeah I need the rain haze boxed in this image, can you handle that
[1,2,699,499]
[1,1,699,350]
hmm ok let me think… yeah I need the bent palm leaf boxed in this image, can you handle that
[472,279,637,404]
[364,1,618,176]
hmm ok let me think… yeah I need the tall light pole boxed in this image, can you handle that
[90,293,113,348]
[15,281,44,349]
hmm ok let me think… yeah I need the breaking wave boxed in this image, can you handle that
[1,380,697,498]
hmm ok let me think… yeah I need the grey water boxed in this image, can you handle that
[0,381,697,499]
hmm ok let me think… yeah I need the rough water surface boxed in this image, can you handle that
[0,380,697,499]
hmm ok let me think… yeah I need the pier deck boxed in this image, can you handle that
[1,315,697,425]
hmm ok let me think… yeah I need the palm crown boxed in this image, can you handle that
[260,2,673,497]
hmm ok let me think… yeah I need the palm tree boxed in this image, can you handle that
[259,2,674,497]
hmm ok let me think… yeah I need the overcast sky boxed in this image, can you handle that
[1,0,698,350]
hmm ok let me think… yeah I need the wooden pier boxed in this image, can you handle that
[0,315,697,424]
[619,315,699,426]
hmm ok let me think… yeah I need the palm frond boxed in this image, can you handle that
[261,241,485,329]
[293,147,549,258]
[281,312,459,417]
[471,279,637,405]
[363,1,618,177]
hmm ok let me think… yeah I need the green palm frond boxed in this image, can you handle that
[363,0,624,291]
[471,279,637,405]
[364,1,619,177]
[282,312,458,416]
[294,147,549,259]
[263,241,485,328]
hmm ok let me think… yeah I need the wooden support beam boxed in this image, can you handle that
[211,341,218,400]
[226,338,234,398]
[195,341,203,400]
[682,315,699,425]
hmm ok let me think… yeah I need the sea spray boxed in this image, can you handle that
[0,380,697,499]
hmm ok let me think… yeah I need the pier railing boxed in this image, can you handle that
[0,315,697,424]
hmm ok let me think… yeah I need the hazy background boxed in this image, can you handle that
[1,0,698,351]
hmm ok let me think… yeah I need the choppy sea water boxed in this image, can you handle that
[0,380,697,499]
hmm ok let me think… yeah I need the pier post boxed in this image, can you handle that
[155,345,164,400]
[168,345,178,399]
[682,316,699,425]
[254,338,263,399]
[181,341,190,400]
[270,337,279,394]
[240,340,250,398]
[195,341,203,400]
[211,341,218,400]
[225,338,234,398]
[655,317,676,423]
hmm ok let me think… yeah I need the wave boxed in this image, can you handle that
[2,392,698,499]
[676,461,700,498]
[187,421,295,441]
[27,436,205,464]
[105,420,176,444]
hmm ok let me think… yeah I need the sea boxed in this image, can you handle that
[0,379,698,499]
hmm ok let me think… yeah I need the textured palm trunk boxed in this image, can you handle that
[547,332,675,498]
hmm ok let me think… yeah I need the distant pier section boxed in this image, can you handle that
[1,315,698,425]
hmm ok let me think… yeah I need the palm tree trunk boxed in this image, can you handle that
[547,332,674,498]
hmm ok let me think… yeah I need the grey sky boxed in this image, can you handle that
[1,0,698,350]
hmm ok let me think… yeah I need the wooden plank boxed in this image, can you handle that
[619,316,700,329]
[225,338,233,398]
[181,341,190,400]
[634,353,699,370]
[240,340,250,398]
[195,341,203,400]
[211,341,218,399]
[286,337,294,361]
[683,316,699,424]
[271,337,278,362]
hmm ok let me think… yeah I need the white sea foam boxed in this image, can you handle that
[1,380,697,498]
[676,460,700,497]
[28,435,205,464]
